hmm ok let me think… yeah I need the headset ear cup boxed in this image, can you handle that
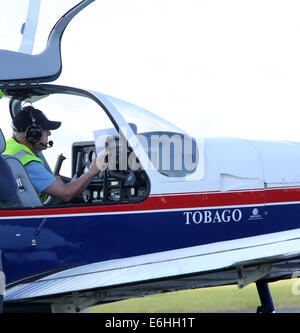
[25,125,42,144]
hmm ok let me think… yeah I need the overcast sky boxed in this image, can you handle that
[1,0,300,142]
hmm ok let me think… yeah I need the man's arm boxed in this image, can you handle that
[44,153,107,202]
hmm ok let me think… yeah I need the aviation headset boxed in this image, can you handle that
[23,105,43,145]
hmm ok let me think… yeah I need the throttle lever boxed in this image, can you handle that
[54,153,66,176]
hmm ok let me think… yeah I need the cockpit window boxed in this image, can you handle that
[29,93,114,177]
[137,131,199,177]
[105,95,185,134]
[104,95,199,177]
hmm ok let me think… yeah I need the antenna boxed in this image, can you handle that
[19,0,41,54]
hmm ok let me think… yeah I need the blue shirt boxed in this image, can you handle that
[25,162,56,193]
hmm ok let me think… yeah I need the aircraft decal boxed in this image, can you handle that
[247,208,264,221]
[183,208,243,225]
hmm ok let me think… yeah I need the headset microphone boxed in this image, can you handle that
[38,140,53,148]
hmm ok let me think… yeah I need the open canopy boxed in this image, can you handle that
[0,0,94,87]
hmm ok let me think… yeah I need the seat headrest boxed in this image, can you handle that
[0,129,6,154]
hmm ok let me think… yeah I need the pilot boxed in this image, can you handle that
[3,106,107,204]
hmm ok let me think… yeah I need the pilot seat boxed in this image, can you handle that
[0,129,42,208]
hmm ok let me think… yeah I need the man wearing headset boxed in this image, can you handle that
[3,106,108,204]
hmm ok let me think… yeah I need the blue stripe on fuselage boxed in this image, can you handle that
[1,202,297,283]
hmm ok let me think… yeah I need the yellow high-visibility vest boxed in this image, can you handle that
[3,138,48,202]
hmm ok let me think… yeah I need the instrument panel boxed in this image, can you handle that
[71,140,149,204]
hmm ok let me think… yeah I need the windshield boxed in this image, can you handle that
[104,95,185,134]
[104,94,199,178]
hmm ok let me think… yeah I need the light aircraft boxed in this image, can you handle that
[0,0,300,313]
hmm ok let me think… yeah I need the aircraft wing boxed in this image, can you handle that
[5,229,300,302]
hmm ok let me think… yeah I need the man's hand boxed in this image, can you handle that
[89,151,108,177]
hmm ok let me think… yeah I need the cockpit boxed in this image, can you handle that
[0,84,200,209]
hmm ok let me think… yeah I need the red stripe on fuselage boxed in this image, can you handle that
[265,186,300,204]
[0,187,299,218]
